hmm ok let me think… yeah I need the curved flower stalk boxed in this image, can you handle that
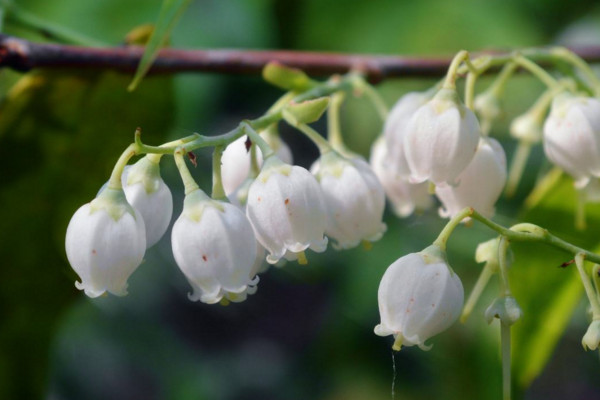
[122,156,173,248]
[375,244,464,351]
[221,130,293,196]
[311,151,386,249]
[403,88,481,185]
[436,137,507,219]
[246,156,328,264]
[543,93,600,187]
[65,188,146,298]
[171,189,259,304]
[383,91,431,177]
[369,136,432,217]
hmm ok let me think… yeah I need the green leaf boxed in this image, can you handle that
[128,0,193,91]
[284,97,330,124]
[511,175,600,389]
[262,61,315,91]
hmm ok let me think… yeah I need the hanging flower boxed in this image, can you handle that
[375,244,464,350]
[221,132,293,196]
[403,88,481,185]
[311,151,386,249]
[543,93,600,186]
[246,156,328,264]
[171,189,259,304]
[582,320,600,351]
[122,157,173,248]
[436,137,507,219]
[383,91,431,177]
[65,188,146,298]
[370,136,432,217]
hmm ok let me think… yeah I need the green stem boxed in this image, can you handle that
[107,143,137,190]
[249,142,260,178]
[461,262,495,323]
[497,236,512,296]
[282,110,332,154]
[501,322,512,400]
[353,77,388,120]
[443,50,470,89]
[327,91,346,150]
[242,123,274,159]
[4,1,106,47]
[551,47,600,96]
[465,71,478,110]
[512,55,559,89]
[211,145,226,200]
[575,253,600,318]
[174,150,199,195]
[489,62,518,97]
[592,265,600,304]
[505,141,531,198]
[433,207,600,264]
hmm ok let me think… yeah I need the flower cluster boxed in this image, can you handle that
[65,124,388,303]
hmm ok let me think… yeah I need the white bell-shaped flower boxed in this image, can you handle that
[65,188,146,298]
[436,137,507,219]
[311,151,387,249]
[384,91,431,177]
[403,88,481,185]
[370,136,432,217]
[171,189,259,304]
[122,157,173,248]
[246,156,328,264]
[543,93,600,186]
[375,244,464,350]
[222,132,293,196]
[582,320,600,351]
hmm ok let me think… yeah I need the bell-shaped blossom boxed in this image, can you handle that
[510,112,543,144]
[375,244,464,350]
[436,137,506,219]
[171,189,258,304]
[543,94,600,186]
[403,88,481,185]
[370,136,432,217]
[246,156,328,264]
[383,91,431,177]
[65,188,146,298]
[222,132,293,196]
[582,319,600,351]
[311,151,387,249]
[121,157,173,248]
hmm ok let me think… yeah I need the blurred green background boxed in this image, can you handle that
[1,0,600,399]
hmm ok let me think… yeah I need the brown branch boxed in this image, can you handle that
[2,34,600,82]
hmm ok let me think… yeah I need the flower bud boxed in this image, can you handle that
[312,152,386,249]
[122,157,173,248]
[221,133,293,196]
[369,136,432,217]
[474,90,502,123]
[543,93,600,186]
[510,112,543,144]
[246,156,328,264]
[171,189,259,304]
[375,244,464,350]
[383,91,431,177]
[403,88,481,185]
[436,137,507,219]
[65,188,146,297]
[484,296,523,325]
[582,320,600,351]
